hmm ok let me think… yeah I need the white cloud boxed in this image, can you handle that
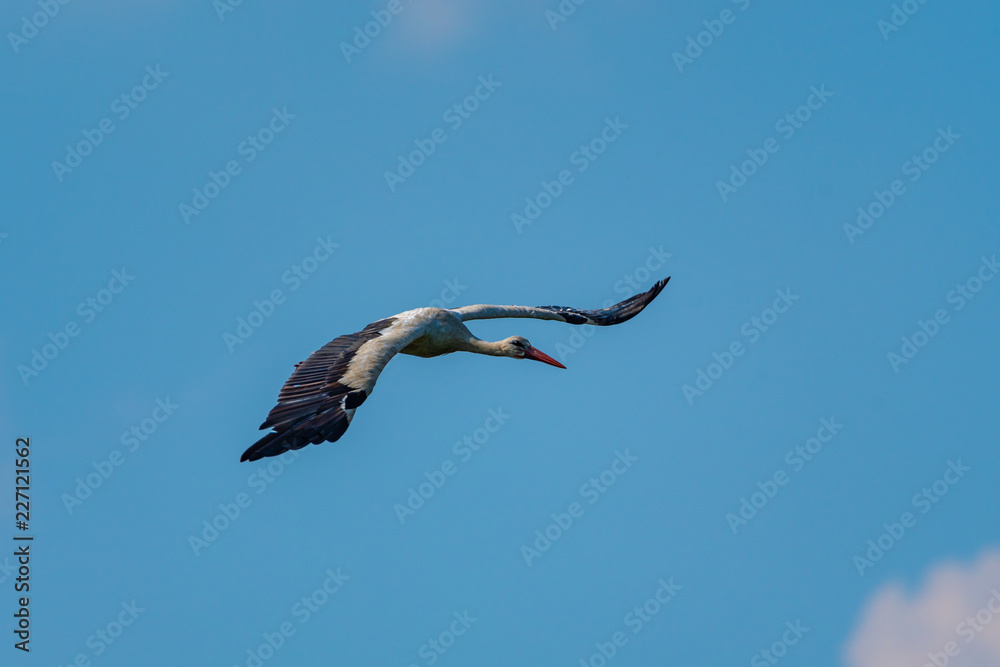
[383,0,483,57]
[844,549,1000,667]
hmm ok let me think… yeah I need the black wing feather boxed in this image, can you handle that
[537,277,669,325]
[240,318,394,462]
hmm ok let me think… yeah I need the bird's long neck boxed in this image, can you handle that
[461,336,508,357]
[436,318,508,357]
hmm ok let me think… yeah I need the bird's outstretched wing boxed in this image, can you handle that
[452,277,669,325]
[241,315,426,462]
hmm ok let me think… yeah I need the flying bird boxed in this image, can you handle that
[241,278,670,462]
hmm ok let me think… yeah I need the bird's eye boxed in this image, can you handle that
[512,340,523,347]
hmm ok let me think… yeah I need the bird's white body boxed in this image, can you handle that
[338,308,478,393]
[396,308,479,358]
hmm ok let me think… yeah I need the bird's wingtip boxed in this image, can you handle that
[647,276,670,296]
[239,445,262,462]
[241,430,282,462]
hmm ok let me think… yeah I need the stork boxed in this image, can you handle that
[241,278,670,462]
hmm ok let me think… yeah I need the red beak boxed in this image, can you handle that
[523,346,566,369]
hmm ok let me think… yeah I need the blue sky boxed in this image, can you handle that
[2,1,999,665]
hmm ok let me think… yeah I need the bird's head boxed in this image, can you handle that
[502,336,566,369]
